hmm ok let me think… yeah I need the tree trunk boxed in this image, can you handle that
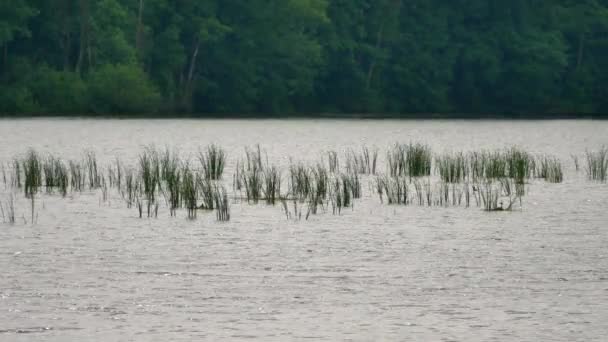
[366,0,401,89]
[576,32,585,70]
[183,40,201,111]
[76,0,90,73]
[365,21,385,90]
[136,0,145,54]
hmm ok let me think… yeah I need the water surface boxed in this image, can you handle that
[0,119,607,341]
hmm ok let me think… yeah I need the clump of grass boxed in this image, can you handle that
[341,171,361,199]
[478,179,521,211]
[0,194,16,224]
[327,151,339,173]
[85,151,102,189]
[506,147,534,184]
[346,146,377,174]
[329,177,350,215]
[214,186,230,221]
[122,168,139,208]
[289,162,312,200]
[406,143,432,177]
[484,151,507,179]
[198,177,217,210]
[139,147,160,204]
[436,152,468,183]
[263,166,281,205]
[585,147,608,181]
[536,156,563,183]
[245,144,264,172]
[23,149,42,198]
[376,175,409,205]
[199,144,226,180]
[42,155,69,196]
[387,143,432,177]
[241,166,263,204]
[69,160,85,192]
[311,164,329,200]
[181,167,198,219]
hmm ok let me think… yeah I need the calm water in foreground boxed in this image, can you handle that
[0,119,607,341]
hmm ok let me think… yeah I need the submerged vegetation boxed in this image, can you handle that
[0,143,599,224]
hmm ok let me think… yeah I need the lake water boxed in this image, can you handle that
[0,119,607,341]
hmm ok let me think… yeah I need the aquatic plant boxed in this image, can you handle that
[199,144,226,180]
[289,162,312,200]
[436,152,468,183]
[263,166,281,205]
[535,156,563,183]
[241,165,263,204]
[214,186,230,221]
[0,194,16,224]
[23,149,42,198]
[346,146,377,174]
[506,147,534,184]
[327,151,339,173]
[376,175,409,205]
[85,151,102,189]
[406,143,432,177]
[181,167,198,218]
[585,147,608,181]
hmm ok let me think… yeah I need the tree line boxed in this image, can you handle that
[1,0,607,117]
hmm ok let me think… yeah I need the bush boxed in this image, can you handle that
[29,67,89,114]
[88,63,161,114]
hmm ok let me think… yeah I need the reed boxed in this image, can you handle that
[484,151,507,179]
[436,152,468,183]
[85,151,102,189]
[122,168,138,208]
[0,194,16,224]
[506,147,534,184]
[327,151,339,173]
[181,167,198,218]
[346,146,377,174]
[241,166,263,203]
[585,147,608,181]
[329,177,350,214]
[263,166,281,205]
[341,171,361,199]
[289,163,312,200]
[199,144,226,180]
[214,186,230,221]
[405,143,432,177]
[535,156,563,183]
[245,144,264,172]
[198,177,216,210]
[478,179,520,211]
[69,160,85,192]
[138,147,160,203]
[376,175,409,205]
[23,149,42,198]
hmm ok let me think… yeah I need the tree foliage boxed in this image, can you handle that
[1,0,607,116]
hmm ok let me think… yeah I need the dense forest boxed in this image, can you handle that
[1,0,607,117]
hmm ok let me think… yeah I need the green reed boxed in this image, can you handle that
[214,186,230,221]
[436,152,468,183]
[199,144,226,180]
[327,151,339,173]
[585,147,608,181]
[535,156,563,183]
[263,166,281,205]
